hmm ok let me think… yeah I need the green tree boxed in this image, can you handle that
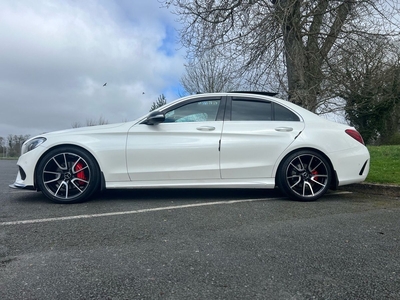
[150,94,167,111]
[331,36,400,144]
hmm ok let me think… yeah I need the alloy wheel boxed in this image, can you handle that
[41,152,91,200]
[284,153,330,199]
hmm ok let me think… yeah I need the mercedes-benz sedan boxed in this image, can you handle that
[10,92,370,203]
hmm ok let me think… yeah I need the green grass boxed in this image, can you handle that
[366,145,400,185]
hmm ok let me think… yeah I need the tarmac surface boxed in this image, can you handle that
[339,182,400,198]
[1,159,400,299]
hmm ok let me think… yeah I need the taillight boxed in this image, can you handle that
[345,129,365,145]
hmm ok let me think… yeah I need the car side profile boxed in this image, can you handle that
[10,92,370,203]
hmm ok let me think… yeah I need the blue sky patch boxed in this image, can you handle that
[158,24,178,57]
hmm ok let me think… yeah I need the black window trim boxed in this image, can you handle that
[140,96,226,124]
[226,96,301,122]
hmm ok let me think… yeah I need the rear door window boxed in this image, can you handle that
[231,99,300,121]
[231,100,272,121]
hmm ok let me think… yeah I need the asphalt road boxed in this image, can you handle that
[1,159,400,299]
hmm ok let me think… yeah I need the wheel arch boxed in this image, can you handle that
[34,144,105,191]
[274,147,338,190]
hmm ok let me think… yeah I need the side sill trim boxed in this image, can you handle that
[9,183,36,190]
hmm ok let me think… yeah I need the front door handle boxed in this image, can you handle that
[196,126,216,131]
[275,127,293,132]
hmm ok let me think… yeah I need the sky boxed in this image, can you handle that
[0,0,186,139]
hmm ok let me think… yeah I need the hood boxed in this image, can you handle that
[41,122,128,137]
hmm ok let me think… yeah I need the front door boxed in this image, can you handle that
[126,98,224,181]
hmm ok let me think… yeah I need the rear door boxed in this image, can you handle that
[220,97,305,179]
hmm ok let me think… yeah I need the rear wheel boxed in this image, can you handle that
[278,150,331,201]
[36,147,100,204]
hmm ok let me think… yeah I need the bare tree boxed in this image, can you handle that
[163,0,400,112]
[0,136,4,158]
[6,134,30,157]
[72,116,108,128]
[71,122,81,128]
[86,116,108,126]
[181,50,243,94]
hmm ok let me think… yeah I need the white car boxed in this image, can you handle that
[10,92,370,204]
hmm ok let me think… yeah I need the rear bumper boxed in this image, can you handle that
[331,147,370,186]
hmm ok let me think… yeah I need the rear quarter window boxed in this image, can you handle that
[274,103,300,121]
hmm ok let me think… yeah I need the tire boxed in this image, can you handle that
[278,150,332,201]
[36,147,100,204]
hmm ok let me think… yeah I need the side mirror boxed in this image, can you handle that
[146,111,165,125]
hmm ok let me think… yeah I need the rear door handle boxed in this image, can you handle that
[275,127,293,132]
[196,126,216,131]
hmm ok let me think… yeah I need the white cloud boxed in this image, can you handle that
[0,0,185,138]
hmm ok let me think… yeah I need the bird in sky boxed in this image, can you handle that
[103,83,107,86]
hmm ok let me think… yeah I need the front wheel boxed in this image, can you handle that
[278,150,332,201]
[36,147,100,204]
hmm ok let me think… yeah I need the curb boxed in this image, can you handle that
[339,182,400,198]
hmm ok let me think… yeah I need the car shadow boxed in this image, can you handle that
[11,188,353,205]
[10,187,286,205]
[94,188,286,203]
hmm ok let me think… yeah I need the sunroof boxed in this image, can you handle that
[229,91,278,97]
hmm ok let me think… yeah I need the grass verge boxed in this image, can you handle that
[366,145,400,185]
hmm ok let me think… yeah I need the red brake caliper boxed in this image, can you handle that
[75,162,87,186]
[312,170,318,181]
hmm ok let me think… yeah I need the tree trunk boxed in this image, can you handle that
[277,0,353,112]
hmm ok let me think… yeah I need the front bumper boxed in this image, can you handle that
[9,146,45,191]
[9,169,36,190]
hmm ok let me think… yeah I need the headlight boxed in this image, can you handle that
[21,137,47,155]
